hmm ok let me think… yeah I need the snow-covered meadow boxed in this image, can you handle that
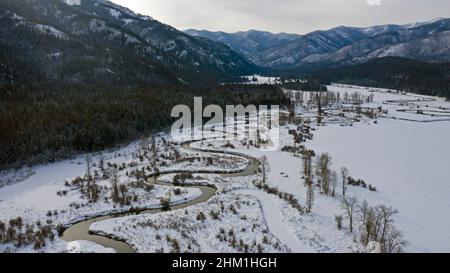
[305,85,450,252]
[0,83,449,253]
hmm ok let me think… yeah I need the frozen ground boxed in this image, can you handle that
[0,135,241,252]
[91,192,291,253]
[1,84,449,253]
[240,75,307,85]
[188,84,450,252]
[304,99,450,251]
[305,84,450,252]
[241,75,281,85]
[191,139,361,253]
[0,239,115,253]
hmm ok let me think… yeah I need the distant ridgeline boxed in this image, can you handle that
[309,57,450,99]
[0,0,257,88]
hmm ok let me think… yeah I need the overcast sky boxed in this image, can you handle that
[110,0,450,34]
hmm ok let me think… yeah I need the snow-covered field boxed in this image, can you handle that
[240,75,308,85]
[1,83,449,253]
[0,135,246,252]
[304,85,450,252]
[241,75,281,84]
[90,191,290,253]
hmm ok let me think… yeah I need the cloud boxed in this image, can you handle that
[367,0,382,6]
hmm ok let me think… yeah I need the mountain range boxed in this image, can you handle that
[1,0,450,88]
[1,0,449,168]
[185,18,450,70]
[0,0,255,87]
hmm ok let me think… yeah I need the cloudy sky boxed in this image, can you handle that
[111,0,450,34]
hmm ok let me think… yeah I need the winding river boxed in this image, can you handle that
[61,141,260,253]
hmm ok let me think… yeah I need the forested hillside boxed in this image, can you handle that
[0,0,256,87]
[0,84,288,169]
[310,57,450,99]
[186,18,450,69]
[2,0,449,170]
[0,0,265,168]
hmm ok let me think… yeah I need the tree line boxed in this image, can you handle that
[310,57,450,100]
[301,146,405,253]
[0,83,289,169]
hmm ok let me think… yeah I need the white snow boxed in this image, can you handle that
[241,75,281,85]
[1,83,449,253]
[62,0,81,6]
[306,115,450,252]
[301,84,450,252]
[233,189,310,253]
[90,192,290,253]
[66,240,115,253]
[108,8,121,18]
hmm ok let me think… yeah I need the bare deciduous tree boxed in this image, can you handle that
[303,150,314,213]
[0,221,5,242]
[151,136,157,167]
[331,170,338,197]
[317,153,332,195]
[110,168,120,203]
[303,150,313,183]
[358,201,405,252]
[316,92,323,116]
[340,167,349,196]
[306,181,314,214]
[340,196,358,233]
[261,156,269,184]
[377,205,399,244]
[85,155,98,201]
[384,226,406,253]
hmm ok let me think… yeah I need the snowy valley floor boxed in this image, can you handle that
[0,84,449,253]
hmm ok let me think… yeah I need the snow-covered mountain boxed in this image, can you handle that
[0,0,256,86]
[302,19,450,67]
[186,18,450,69]
[2,0,449,85]
[184,29,299,64]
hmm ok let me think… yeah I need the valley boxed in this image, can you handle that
[1,0,450,255]
[1,84,449,253]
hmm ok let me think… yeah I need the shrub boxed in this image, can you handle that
[210,210,220,220]
[160,198,171,211]
[335,215,343,230]
[196,212,206,222]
